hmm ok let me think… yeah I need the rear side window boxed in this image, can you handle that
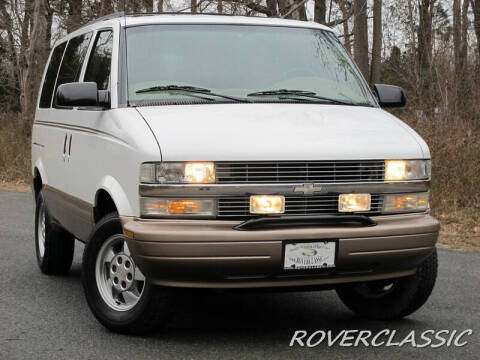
[39,42,66,108]
[84,30,113,90]
[53,32,92,103]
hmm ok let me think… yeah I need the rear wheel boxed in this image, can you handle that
[336,249,438,320]
[35,190,75,275]
[82,213,171,334]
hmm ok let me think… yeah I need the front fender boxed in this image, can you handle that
[96,176,134,217]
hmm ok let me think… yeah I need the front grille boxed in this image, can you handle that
[215,161,385,184]
[217,194,383,219]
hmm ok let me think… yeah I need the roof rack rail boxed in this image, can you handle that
[124,11,270,19]
[79,11,271,31]
[82,11,125,27]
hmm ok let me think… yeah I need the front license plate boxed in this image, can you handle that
[284,241,336,270]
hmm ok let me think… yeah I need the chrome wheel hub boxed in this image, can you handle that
[110,254,135,292]
[95,234,145,311]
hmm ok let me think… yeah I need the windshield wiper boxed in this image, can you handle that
[247,89,360,106]
[136,85,250,103]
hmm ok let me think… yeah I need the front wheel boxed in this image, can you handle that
[82,213,171,334]
[336,249,438,320]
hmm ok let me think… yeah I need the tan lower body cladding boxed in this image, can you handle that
[122,213,440,288]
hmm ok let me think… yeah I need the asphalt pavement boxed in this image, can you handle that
[0,190,479,359]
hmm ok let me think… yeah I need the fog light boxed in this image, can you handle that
[338,194,371,212]
[383,193,429,213]
[250,195,285,214]
[140,198,215,217]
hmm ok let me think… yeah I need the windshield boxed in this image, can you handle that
[125,24,376,106]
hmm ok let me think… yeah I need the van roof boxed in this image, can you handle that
[84,12,333,32]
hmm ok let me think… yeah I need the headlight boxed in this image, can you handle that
[140,162,215,184]
[385,160,430,181]
[140,197,215,217]
[383,192,429,213]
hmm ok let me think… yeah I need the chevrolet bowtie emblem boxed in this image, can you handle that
[293,183,325,196]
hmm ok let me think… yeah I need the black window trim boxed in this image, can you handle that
[82,27,114,93]
[52,31,93,109]
[37,40,67,109]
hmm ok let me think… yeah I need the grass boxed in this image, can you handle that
[1,110,479,252]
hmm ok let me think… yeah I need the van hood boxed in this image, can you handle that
[136,104,428,161]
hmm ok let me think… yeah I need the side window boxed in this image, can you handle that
[84,30,113,90]
[53,32,92,103]
[39,42,66,108]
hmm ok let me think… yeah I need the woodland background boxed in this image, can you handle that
[0,0,479,250]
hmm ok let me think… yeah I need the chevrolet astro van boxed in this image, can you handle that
[32,13,440,334]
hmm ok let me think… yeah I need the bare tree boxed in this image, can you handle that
[66,0,83,32]
[314,0,326,24]
[370,0,382,83]
[473,0,480,67]
[99,0,114,16]
[337,0,352,54]
[453,0,471,105]
[353,0,369,79]
[143,0,153,11]
[23,0,49,127]
[418,0,434,74]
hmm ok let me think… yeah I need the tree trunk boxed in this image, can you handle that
[455,0,470,106]
[66,0,83,32]
[473,0,480,69]
[266,0,277,16]
[297,1,307,20]
[314,0,326,24]
[23,0,49,129]
[417,0,435,106]
[460,0,470,75]
[158,0,164,12]
[418,0,434,74]
[99,0,114,16]
[277,0,289,17]
[353,0,369,79]
[453,0,461,78]
[338,0,352,54]
[143,0,154,12]
[0,1,21,110]
[370,0,382,84]
[191,0,197,13]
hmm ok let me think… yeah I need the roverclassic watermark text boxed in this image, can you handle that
[290,329,474,348]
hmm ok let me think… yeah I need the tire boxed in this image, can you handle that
[336,249,438,320]
[35,190,75,275]
[82,212,171,335]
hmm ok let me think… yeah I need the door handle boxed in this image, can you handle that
[62,133,68,162]
[67,134,72,162]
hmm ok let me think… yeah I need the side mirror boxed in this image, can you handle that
[373,84,406,108]
[55,82,110,109]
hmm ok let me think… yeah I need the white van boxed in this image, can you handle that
[32,13,440,334]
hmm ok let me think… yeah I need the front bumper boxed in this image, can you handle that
[122,213,439,288]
